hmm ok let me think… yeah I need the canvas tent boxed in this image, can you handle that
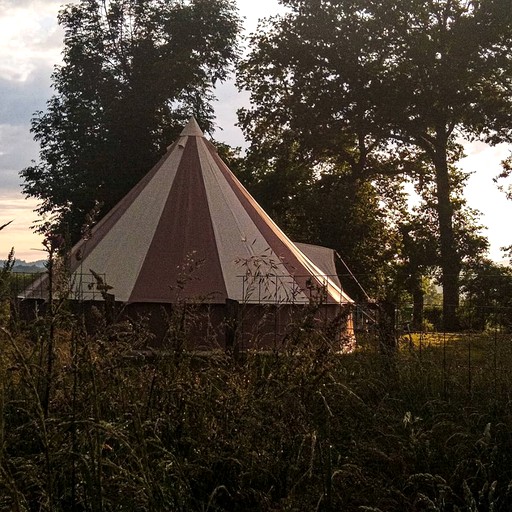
[23,118,354,349]
[294,242,342,289]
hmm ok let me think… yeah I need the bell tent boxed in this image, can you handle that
[24,118,354,349]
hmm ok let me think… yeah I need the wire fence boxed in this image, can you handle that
[356,315,512,399]
[7,270,512,393]
[10,270,108,301]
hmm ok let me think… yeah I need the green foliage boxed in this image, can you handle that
[0,219,15,324]
[232,138,409,301]
[0,249,14,299]
[21,0,240,241]
[496,152,512,201]
[460,259,512,331]
[0,249,15,326]
[238,0,512,329]
[397,166,489,329]
[2,308,512,510]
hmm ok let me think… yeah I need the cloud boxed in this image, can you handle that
[0,1,66,194]
[0,66,53,125]
[0,1,66,82]
[0,193,39,215]
[460,141,511,169]
[0,124,40,192]
[213,78,249,148]
[238,0,288,34]
[0,0,58,10]
[459,142,512,259]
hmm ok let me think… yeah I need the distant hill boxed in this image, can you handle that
[0,259,46,274]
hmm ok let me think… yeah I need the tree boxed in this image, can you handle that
[496,152,512,257]
[233,142,408,300]
[460,259,512,331]
[399,216,438,331]
[238,0,512,330]
[21,0,240,241]
[399,166,488,330]
[497,151,512,199]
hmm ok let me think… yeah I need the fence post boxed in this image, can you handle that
[468,334,472,396]
[443,332,447,400]
[378,301,397,358]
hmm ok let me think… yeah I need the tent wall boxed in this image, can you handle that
[122,301,354,351]
[16,297,354,352]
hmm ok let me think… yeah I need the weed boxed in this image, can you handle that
[1,295,512,510]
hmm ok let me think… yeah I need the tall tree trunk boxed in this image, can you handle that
[410,271,424,331]
[433,144,461,331]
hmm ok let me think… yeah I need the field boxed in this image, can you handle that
[1,315,512,511]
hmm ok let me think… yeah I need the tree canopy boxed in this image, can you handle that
[233,146,409,300]
[398,165,489,328]
[21,0,240,241]
[238,0,512,329]
[461,258,512,330]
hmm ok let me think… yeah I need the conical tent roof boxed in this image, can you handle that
[27,118,353,306]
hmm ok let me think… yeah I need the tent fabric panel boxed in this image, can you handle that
[197,138,310,303]
[70,142,185,302]
[129,137,228,303]
[292,242,353,303]
[180,117,204,137]
[294,242,342,289]
[206,142,349,304]
[69,142,180,271]
[23,143,182,301]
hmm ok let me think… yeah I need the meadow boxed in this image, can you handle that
[1,305,512,512]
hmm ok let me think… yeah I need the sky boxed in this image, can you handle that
[0,0,511,262]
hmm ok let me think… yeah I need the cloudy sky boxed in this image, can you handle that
[0,0,511,261]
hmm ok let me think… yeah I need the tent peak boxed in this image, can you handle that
[180,116,204,137]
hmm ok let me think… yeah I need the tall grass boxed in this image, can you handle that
[1,309,512,511]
